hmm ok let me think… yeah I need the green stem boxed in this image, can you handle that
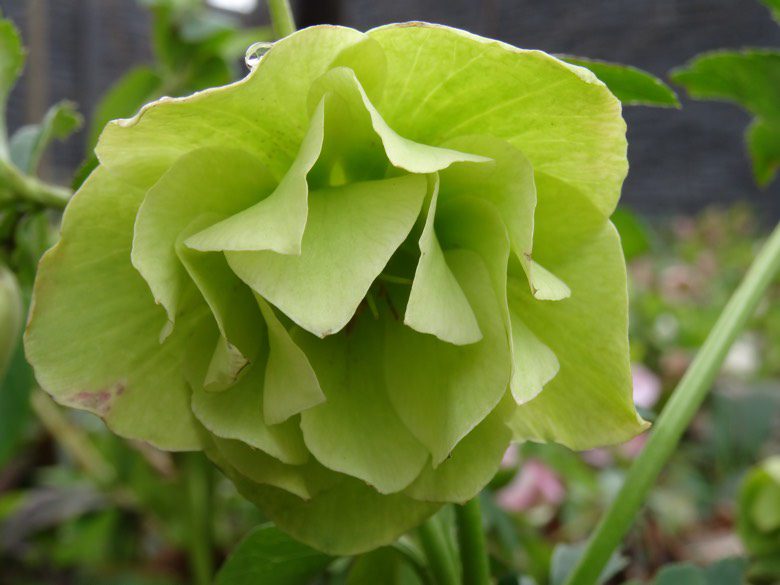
[565,221,780,585]
[455,498,491,585]
[184,453,214,585]
[0,159,71,209]
[267,0,296,39]
[418,515,460,585]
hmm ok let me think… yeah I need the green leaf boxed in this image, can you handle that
[87,66,162,149]
[385,249,511,466]
[226,174,427,338]
[760,0,780,24]
[368,23,628,217]
[24,167,203,450]
[295,313,428,495]
[747,118,780,186]
[671,50,780,120]
[0,16,25,160]
[9,100,82,174]
[506,175,648,449]
[652,564,705,585]
[215,524,331,585]
[562,57,679,107]
[611,207,651,261]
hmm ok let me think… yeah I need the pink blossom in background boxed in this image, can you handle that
[496,459,565,512]
[581,448,614,468]
[581,364,658,466]
[632,362,661,409]
[501,444,519,469]
[619,433,649,459]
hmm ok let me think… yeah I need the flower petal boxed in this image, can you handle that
[190,333,308,465]
[405,397,512,503]
[506,175,648,448]
[25,167,202,449]
[309,66,490,175]
[386,249,511,466]
[405,176,482,345]
[256,296,324,426]
[227,469,440,556]
[97,26,370,189]
[227,174,428,337]
[131,147,275,330]
[368,23,627,216]
[184,101,325,255]
[296,313,428,494]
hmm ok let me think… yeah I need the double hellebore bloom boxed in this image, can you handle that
[26,23,647,553]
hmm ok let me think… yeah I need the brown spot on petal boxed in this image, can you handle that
[66,382,126,417]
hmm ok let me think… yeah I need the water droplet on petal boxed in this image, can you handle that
[245,42,273,70]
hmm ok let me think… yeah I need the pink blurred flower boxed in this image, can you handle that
[618,433,648,459]
[496,459,565,512]
[660,263,702,303]
[581,448,614,468]
[501,444,519,469]
[632,362,661,409]
[582,364,658,467]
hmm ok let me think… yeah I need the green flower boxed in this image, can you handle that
[25,23,647,554]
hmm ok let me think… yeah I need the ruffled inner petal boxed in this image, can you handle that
[385,249,511,466]
[226,174,428,338]
[405,176,483,345]
[296,312,428,495]
[131,147,275,335]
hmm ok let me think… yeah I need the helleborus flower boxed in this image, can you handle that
[25,23,648,554]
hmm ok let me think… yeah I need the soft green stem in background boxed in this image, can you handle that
[0,158,71,209]
[267,0,296,39]
[184,453,214,585]
[565,221,780,585]
[418,514,460,585]
[455,498,491,585]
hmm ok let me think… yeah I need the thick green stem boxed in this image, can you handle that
[184,453,213,585]
[418,515,459,585]
[267,0,296,39]
[0,159,71,209]
[565,221,780,585]
[455,498,491,585]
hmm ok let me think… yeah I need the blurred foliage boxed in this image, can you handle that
[75,0,271,187]
[671,0,780,186]
[738,457,780,583]
[562,57,679,108]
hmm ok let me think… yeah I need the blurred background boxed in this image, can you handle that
[0,2,778,584]
[3,0,780,217]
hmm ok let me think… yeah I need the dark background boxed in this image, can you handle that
[3,0,779,219]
